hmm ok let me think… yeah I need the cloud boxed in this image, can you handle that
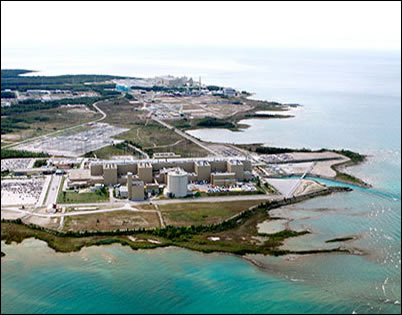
[2,1,401,51]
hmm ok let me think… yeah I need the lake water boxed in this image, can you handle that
[1,45,401,314]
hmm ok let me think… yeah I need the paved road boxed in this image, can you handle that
[127,143,149,159]
[2,194,277,216]
[1,192,292,230]
[2,203,164,221]
[50,193,277,208]
[36,175,52,207]
[2,194,273,228]
[287,162,316,197]
[45,175,62,205]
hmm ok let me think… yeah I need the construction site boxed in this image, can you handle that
[143,94,252,120]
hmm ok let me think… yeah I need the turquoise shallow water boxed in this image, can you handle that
[1,240,399,314]
[1,46,401,314]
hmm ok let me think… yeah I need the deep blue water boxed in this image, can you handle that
[1,46,401,314]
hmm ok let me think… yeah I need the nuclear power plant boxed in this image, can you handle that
[67,157,254,200]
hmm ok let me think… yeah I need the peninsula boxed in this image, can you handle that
[1,70,369,259]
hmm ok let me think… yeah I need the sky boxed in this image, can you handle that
[1,1,401,51]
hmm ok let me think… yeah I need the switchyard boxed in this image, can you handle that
[14,123,129,157]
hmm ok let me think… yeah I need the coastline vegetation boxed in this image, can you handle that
[332,169,369,187]
[237,144,368,186]
[332,149,366,163]
[1,187,351,257]
[196,117,236,129]
[244,113,294,119]
[325,236,355,243]
[237,144,365,163]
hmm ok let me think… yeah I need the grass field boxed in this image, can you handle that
[115,122,208,157]
[95,98,208,157]
[1,107,100,144]
[85,144,141,159]
[57,189,109,204]
[97,97,144,128]
[334,170,368,186]
[63,211,160,232]
[159,200,264,226]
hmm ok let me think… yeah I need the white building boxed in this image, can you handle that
[166,168,188,198]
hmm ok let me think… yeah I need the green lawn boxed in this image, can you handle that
[57,189,109,204]
[160,200,263,226]
[84,144,141,159]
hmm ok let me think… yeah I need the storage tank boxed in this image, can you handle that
[167,168,188,198]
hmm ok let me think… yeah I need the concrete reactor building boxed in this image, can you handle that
[166,168,188,198]
[84,157,253,196]
[120,172,145,200]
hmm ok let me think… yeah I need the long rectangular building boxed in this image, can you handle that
[89,157,253,186]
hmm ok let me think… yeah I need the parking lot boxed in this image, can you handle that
[188,181,257,194]
[1,158,33,171]
[1,178,45,205]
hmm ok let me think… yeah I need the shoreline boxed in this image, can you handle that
[1,186,354,258]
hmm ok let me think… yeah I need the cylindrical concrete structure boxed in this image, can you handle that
[167,169,188,198]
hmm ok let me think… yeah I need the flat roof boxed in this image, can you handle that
[138,162,152,168]
[68,169,91,180]
[168,168,187,176]
[91,156,249,166]
[211,172,236,176]
[195,160,211,166]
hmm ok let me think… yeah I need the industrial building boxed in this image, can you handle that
[211,172,236,186]
[88,157,251,185]
[166,168,188,198]
[103,163,118,185]
[138,162,153,184]
[66,157,253,199]
[194,160,211,182]
[117,173,145,200]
